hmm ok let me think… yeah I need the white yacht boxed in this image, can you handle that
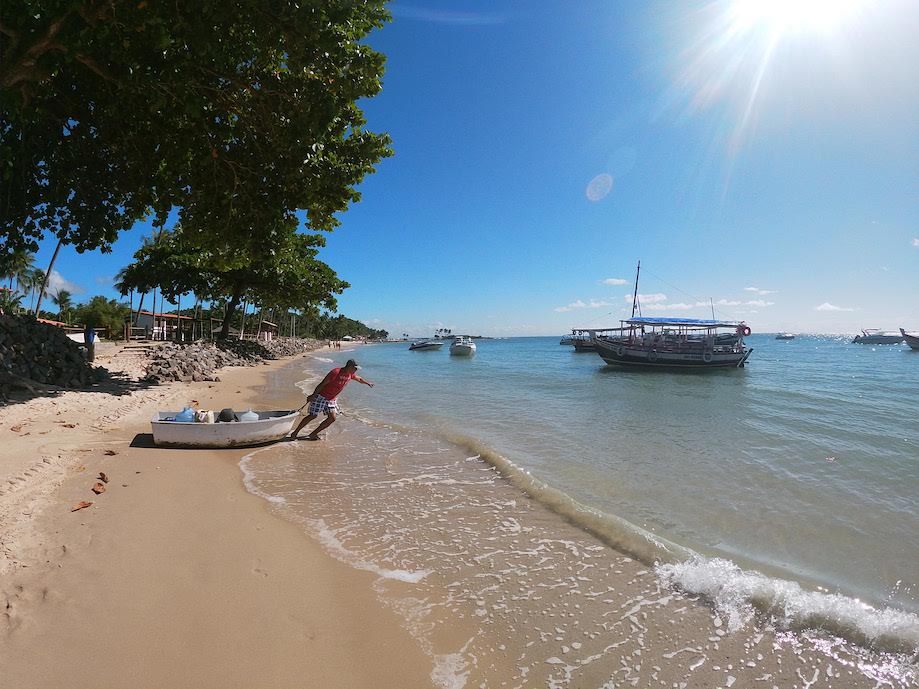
[852,329,904,345]
[450,337,476,356]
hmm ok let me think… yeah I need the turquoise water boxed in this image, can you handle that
[324,335,918,617]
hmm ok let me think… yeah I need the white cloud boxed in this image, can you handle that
[714,299,742,306]
[554,298,613,313]
[744,287,777,295]
[95,275,113,285]
[624,292,667,304]
[46,270,85,295]
[602,277,627,285]
[814,302,856,312]
[912,238,919,247]
[643,302,696,311]
[744,300,774,307]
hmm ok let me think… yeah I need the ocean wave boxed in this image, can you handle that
[416,429,919,654]
[657,557,919,653]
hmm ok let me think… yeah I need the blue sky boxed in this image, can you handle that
[33,0,918,335]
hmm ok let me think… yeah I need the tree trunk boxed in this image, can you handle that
[133,291,146,327]
[33,238,62,317]
[176,293,182,341]
[239,300,248,340]
[219,287,244,339]
[255,307,265,340]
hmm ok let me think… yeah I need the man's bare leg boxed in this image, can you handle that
[306,412,337,439]
[291,413,317,439]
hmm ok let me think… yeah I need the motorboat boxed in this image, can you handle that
[560,328,623,352]
[900,328,919,351]
[775,333,796,340]
[151,410,298,448]
[450,337,476,356]
[592,318,753,368]
[852,329,904,345]
[409,340,445,351]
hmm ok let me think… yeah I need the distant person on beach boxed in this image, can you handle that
[291,359,374,441]
[84,323,96,362]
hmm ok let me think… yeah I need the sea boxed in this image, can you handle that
[242,335,919,687]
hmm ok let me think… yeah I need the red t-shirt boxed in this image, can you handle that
[318,368,355,400]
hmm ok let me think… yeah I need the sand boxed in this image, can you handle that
[0,348,432,689]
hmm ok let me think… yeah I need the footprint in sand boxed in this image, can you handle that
[252,560,269,577]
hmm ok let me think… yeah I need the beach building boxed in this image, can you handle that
[134,310,196,341]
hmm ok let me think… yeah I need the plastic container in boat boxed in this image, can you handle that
[239,409,259,422]
[175,407,195,423]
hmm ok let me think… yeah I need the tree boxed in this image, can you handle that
[2,2,392,272]
[119,223,348,338]
[72,296,130,339]
[27,267,45,313]
[52,288,72,323]
[2,249,34,291]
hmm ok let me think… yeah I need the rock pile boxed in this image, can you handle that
[0,315,98,395]
[143,337,321,384]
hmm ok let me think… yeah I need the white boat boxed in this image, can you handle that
[852,329,904,345]
[901,328,919,351]
[450,337,476,356]
[775,333,796,340]
[151,410,298,448]
[409,340,445,351]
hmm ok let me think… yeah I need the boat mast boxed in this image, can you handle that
[630,261,641,318]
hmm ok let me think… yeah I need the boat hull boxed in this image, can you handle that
[450,344,476,356]
[593,339,752,368]
[571,340,597,353]
[151,410,298,448]
[901,329,919,350]
[853,335,904,344]
[409,342,444,351]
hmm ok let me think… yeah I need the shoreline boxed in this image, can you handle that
[240,349,918,688]
[0,348,434,689]
[2,343,916,688]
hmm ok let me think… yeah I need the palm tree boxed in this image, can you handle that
[5,250,35,294]
[53,289,73,323]
[28,268,46,313]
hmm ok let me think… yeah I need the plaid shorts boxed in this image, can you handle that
[306,394,339,416]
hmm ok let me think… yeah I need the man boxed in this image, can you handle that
[291,359,374,441]
[83,322,96,362]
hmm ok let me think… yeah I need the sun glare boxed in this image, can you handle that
[731,0,866,33]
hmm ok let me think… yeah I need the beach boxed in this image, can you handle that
[1,342,916,688]
[0,347,432,689]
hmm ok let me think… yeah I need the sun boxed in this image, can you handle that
[730,0,867,33]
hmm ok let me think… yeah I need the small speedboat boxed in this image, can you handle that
[852,329,904,345]
[901,329,919,351]
[775,333,796,340]
[450,337,476,356]
[151,410,298,448]
[409,340,444,351]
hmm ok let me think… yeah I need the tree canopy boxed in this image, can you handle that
[119,222,348,337]
[1,1,392,268]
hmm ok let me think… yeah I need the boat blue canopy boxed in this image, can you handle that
[625,317,744,328]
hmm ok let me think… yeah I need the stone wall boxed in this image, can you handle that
[0,315,97,392]
[143,337,321,383]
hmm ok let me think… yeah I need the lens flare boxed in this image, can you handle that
[586,173,613,202]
